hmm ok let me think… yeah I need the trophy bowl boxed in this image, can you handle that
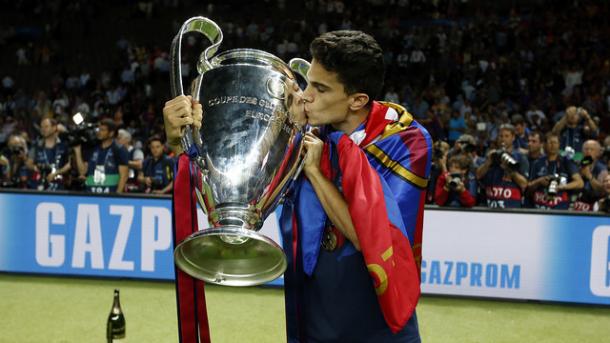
[170,17,308,286]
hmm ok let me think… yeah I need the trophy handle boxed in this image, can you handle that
[288,58,310,84]
[170,16,223,154]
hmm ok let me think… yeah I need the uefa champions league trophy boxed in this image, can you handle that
[170,17,310,286]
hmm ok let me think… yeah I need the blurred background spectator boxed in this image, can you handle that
[0,0,607,208]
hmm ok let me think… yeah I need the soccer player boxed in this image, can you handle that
[164,30,431,342]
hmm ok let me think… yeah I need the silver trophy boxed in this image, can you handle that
[170,17,309,286]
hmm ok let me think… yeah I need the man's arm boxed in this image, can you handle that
[155,181,173,194]
[557,173,584,192]
[475,157,492,180]
[581,109,598,133]
[73,146,88,177]
[551,114,567,135]
[117,165,128,193]
[303,132,360,251]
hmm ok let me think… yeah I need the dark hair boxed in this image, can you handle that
[448,154,472,171]
[498,123,516,135]
[544,132,560,143]
[529,130,543,141]
[310,30,385,102]
[99,118,117,135]
[147,134,163,146]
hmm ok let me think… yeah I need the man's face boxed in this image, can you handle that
[97,125,112,141]
[40,119,57,138]
[149,140,164,159]
[528,134,542,154]
[117,135,130,147]
[515,122,525,135]
[498,129,515,148]
[544,136,561,156]
[566,107,580,125]
[302,59,351,127]
[582,141,601,159]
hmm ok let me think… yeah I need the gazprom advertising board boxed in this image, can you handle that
[0,191,609,305]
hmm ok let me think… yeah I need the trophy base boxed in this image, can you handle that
[174,226,287,286]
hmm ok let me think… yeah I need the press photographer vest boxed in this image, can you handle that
[530,156,576,210]
[85,142,128,193]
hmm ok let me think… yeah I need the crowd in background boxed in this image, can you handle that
[0,0,609,212]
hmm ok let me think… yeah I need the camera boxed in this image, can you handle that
[491,149,519,170]
[547,173,567,196]
[59,113,98,147]
[580,155,593,168]
[447,172,463,191]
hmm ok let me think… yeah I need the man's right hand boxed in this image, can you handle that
[162,95,203,151]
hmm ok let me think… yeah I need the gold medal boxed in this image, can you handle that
[322,229,338,251]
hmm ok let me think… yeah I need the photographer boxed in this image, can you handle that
[73,119,129,193]
[527,132,583,210]
[26,118,71,190]
[434,154,476,208]
[551,106,598,153]
[137,135,174,194]
[572,139,608,211]
[427,140,449,204]
[595,175,610,213]
[4,134,33,188]
[476,124,529,208]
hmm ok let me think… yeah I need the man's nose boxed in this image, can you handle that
[302,86,314,103]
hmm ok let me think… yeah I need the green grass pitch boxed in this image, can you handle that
[1,274,609,342]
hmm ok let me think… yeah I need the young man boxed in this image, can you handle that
[435,154,476,208]
[74,119,129,193]
[476,123,529,208]
[164,30,431,342]
[138,135,174,194]
[527,133,584,210]
[26,118,71,190]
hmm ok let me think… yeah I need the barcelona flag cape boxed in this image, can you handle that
[280,101,432,340]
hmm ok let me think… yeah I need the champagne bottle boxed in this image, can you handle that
[106,289,126,342]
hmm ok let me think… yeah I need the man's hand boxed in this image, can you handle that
[303,131,324,176]
[162,95,202,148]
[580,165,593,181]
[46,172,57,183]
[144,177,152,187]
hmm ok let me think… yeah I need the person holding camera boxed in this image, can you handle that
[73,119,129,193]
[476,124,529,208]
[3,134,35,188]
[25,118,71,190]
[434,154,476,207]
[572,139,608,211]
[137,135,174,194]
[117,129,144,192]
[551,106,598,153]
[527,132,584,210]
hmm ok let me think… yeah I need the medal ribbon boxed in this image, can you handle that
[173,154,211,343]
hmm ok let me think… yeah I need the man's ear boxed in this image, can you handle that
[349,93,370,111]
